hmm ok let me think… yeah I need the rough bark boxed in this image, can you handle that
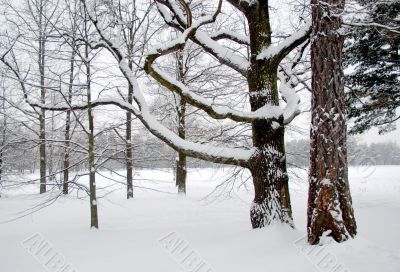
[307,0,357,244]
[80,0,312,229]
[247,2,293,228]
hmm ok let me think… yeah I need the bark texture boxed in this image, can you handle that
[38,0,46,194]
[247,2,292,228]
[175,51,187,195]
[308,0,357,244]
[126,61,134,199]
[143,0,310,228]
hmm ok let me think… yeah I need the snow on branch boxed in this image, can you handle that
[146,31,300,126]
[31,96,254,167]
[69,0,256,167]
[226,0,257,12]
[155,0,250,76]
[343,21,400,34]
[155,2,179,27]
[278,72,301,125]
[257,20,311,62]
[193,30,250,75]
[144,13,292,123]
[209,30,250,45]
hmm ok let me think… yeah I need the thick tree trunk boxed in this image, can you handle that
[307,0,357,244]
[247,2,293,228]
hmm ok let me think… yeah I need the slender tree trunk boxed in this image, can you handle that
[247,2,293,228]
[88,101,98,229]
[63,48,76,195]
[126,60,134,199]
[307,0,357,244]
[48,98,55,182]
[84,21,98,229]
[0,90,6,197]
[39,111,46,194]
[175,51,187,195]
[38,1,47,194]
[176,99,187,194]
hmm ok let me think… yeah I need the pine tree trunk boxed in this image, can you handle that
[307,0,357,244]
[247,2,293,228]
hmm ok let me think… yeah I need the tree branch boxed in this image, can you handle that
[257,20,311,64]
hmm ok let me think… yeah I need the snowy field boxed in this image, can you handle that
[0,166,399,272]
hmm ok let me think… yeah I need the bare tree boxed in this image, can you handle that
[97,0,156,199]
[1,0,61,193]
[145,0,311,227]
[72,0,311,228]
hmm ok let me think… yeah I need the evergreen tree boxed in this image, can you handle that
[344,1,400,134]
[308,0,357,244]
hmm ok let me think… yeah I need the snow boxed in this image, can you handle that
[257,20,311,60]
[321,178,332,186]
[0,166,399,271]
[209,30,250,45]
[194,30,250,72]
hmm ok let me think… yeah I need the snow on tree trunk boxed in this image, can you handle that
[247,3,293,228]
[307,0,357,244]
[63,48,75,195]
[84,19,98,229]
[80,0,311,229]
[175,52,187,195]
[38,0,46,194]
[126,60,134,200]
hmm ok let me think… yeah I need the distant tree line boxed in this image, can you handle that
[286,138,400,167]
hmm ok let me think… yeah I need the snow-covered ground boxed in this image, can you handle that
[0,166,399,272]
